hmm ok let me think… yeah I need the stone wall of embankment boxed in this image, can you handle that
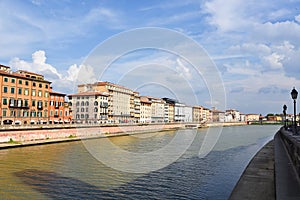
[0,124,183,143]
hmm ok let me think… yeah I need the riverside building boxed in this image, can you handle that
[140,96,152,123]
[68,91,109,124]
[77,82,133,123]
[0,65,52,125]
[49,90,72,124]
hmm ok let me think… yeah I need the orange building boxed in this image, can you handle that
[49,90,72,124]
[0,65,51,125]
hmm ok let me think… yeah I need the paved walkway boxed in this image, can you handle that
[229,140,275,200]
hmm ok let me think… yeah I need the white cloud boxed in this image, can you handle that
[295,14,300,23]
[9,50,97,93]
[262,53,284,70]
[175,58,192,79]
[203,0,253,32]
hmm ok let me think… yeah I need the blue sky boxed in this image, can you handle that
[1,0,300,115]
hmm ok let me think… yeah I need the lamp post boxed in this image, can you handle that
[291,87,298,134]
[283,104,287,129]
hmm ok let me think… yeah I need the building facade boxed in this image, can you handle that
[184,106,193,122]
[193,106,203,123]
[174,102,185,122]
[78,82,133,123]
[68,91,109,124]
[49,91,68,124]
[0,65,51,125]
[140,96,151,123]
[149,97,165,123]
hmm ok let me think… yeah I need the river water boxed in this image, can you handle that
[0,125,280,200]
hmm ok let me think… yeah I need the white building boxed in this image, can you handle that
[77,82,133,123]
[150,97,165,123]
[225,109,240,122]
[68,91,109,124]
[184,106,193,122]
[175,102,185,122]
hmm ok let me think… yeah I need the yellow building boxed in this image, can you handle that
[193,106,203,122]
[140,96,152,123]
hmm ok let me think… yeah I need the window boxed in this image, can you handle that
[38,90,42,97]
[81,102,84,106]
[50,101,54,106]
[77,108,79,112]
[85,101,89,106]
[32,82,36,87]
[23,111,28,117]
[55,110,58,116]
[18,80,22,84]
[25,81,29,86]
[45,84,48,89]
[44,101,48,107]
[11,87,15,94]
[24,99,29,107]
[81,114,84,119]
[81,108,84,112]
[10,110,15,117]
[76,102,80,106]
[94,107,98,112]
[44,111,48,118]
[85,114,89,119]
[65,111,68,116]
[3,86,8,93]
[76,114,80,119]
[32,99,36,106]
[45,92,49,98]
[50,110,53,116]
[18,88,22,95]
[24,88,29,96]
[17,110,21,117]
[2,109,7,117]
[17,99,22,107]
[38,111,42,117]
[94,114,97,119]
[32,89,36,96]
[39,83,42,88]
[94,101,98,106]
[11,78,15,83]
[4,77,8,82]
[60,110,62,116]
[31,111,36,117]
[86,108,88,112]
[37,101,43,109]
[2,98,7,105]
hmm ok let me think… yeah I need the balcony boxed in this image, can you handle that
[9,100,29,109]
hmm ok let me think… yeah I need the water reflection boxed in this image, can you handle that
[0,125,280,199]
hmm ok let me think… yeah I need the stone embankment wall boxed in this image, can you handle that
[279,128,300,180]
[0,124,183,143]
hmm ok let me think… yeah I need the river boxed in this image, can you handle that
[0,125,280,199]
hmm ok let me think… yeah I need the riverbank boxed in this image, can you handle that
[0,122,247,149]
[0,124,183,149]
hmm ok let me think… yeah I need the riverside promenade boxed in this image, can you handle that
[230,127,300,200]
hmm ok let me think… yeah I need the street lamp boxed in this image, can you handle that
[283,104,287,129]
[291,87,298,134]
